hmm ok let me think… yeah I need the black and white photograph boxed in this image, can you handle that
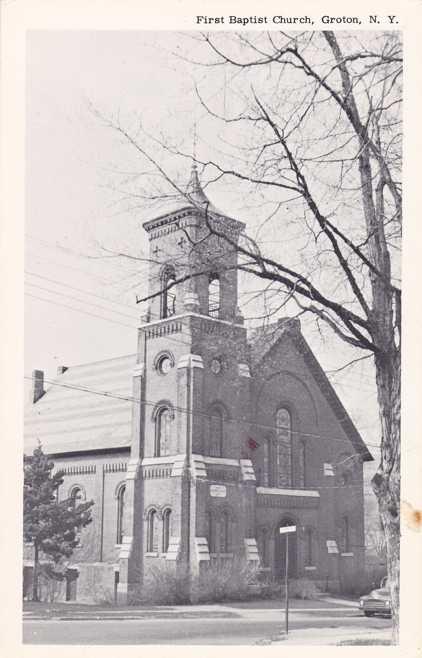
[2,4,421,650]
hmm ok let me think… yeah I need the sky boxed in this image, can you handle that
[25,30,381,480]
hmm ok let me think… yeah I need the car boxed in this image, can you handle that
[359,577,391,617]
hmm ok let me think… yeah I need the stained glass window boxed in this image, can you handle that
[276,408,292,487]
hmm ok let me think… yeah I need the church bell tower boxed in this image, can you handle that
[117,165,260,603]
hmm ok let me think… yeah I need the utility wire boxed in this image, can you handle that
[25,289,377,394]
[25,293,138,331]
[25,282,140,322]
[24,374,381,451]
[25,271,142,314]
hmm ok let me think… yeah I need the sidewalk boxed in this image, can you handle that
[258,626,392,646]
[23,596,357,621]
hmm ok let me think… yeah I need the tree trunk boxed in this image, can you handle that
[32,542,39,602]
[372,348,401,643]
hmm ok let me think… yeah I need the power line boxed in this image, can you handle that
[25,288,378,395]
[25,293,138,331]
[25,241,382,388]
[25,247,117,281]
[25,270,141,314]
[25,281,140,322]
[24,374,380,451]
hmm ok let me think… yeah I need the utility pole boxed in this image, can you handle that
[279,525,296,636]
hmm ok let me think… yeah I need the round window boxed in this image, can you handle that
[158,355,172,374]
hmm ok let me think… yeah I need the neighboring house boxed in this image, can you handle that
[24,166,372,602]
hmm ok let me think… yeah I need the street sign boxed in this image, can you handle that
[279,525,296,534]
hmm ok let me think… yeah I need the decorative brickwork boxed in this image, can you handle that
[61,464,96,475]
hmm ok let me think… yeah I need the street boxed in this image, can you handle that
[23,601,391,645]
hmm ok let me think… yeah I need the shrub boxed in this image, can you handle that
[193,559,262,603]
[129,562,320,605]
[288,578,320,600]
[130,564,189,605]
[130,560,268,605]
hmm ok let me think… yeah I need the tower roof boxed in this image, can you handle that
[185,162,220,214]
[143,162,245,237]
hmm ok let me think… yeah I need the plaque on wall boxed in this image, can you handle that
[210,484,227,498]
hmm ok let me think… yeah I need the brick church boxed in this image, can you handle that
[24,166,372,602]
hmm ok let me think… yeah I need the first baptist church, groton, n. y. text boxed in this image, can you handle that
[24,165,373,603]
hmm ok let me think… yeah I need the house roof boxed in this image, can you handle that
[248,318,373,463]
[24,354,137,456]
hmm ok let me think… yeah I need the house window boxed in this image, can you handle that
[116,485,126,544]
[205,405,224,457]
[340,516,350,553]
[147,509,158,552]
[161,265,177,319]
[162,509,172,553]
[155,406,172,457]
[275,407,292,487]
[208,274,221,318]
[305,527,313,566]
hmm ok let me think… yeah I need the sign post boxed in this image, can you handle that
[279,525,296,636]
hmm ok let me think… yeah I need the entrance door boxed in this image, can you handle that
[275,517,297,579]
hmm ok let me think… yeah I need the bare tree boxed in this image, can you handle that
[96,30,402,640]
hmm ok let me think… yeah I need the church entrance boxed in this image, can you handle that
[274,517,298,579]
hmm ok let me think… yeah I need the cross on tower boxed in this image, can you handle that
[177,236,186,249]
[152,245,161,257]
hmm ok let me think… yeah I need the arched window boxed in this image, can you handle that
[69,486,83,505]
[205,405,224,457]
[162,509,172,553]
[146,509,158,553]
[208,274,221,318]
[298,440,306,488]
[116,485,126,544]
[161,265,177,319]
[154,406,173,457]
[276,407,292,487]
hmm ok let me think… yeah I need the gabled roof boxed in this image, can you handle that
[24,354,137,456]
[248,318,373,462]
